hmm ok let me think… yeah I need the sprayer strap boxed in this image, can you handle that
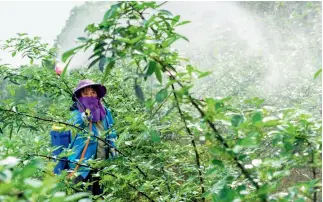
[68,121,92,178]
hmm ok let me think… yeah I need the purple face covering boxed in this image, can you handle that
[77,97,106,122]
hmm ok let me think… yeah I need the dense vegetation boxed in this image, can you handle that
[0,1,321,202]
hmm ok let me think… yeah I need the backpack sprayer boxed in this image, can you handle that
[50,95,93,176]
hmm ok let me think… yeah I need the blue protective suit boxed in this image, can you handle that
[68,107,117,179]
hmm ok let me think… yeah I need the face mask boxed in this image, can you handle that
[77,97,106,122]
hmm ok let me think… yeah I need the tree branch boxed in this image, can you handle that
[0,108,85,132]
[27,153,155,202]
[153,59,265,200]
[1,107,151,181]
[171,83,205,201]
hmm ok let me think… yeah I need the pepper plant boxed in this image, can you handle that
[61,1,321,201]
[0,1,321,202]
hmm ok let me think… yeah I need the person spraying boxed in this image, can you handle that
[51,79,117,195]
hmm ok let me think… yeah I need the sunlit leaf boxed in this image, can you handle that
[103,5,117,21]
[62,45,85,63]
[60,56,73,79]
[146,61,156,76]
[175,20,191,27]
[252,112,263,124]
[155,65,163,84]
[314,68,322,79]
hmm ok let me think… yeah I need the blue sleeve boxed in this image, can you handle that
[69,110,86,128]
[68,110,86,149]
[105,108,114,127]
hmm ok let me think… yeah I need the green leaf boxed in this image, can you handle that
[99,56,106,72]
[116,37,132,44]
[0,183,13,194]
[219,185,236,202]
[155,88,168,103]
[314,68,322,79]
[162,36,179,48]
[145,98,155,110]
[252,112,262,124]
[17,32,27,36]
[144,15,156,28]
[231,115,243,127]
[238,135,258,147]
[159,9,172,16]
[175,20,191,27]
[186,65,194,75]
[103,5,117,21]
[88,51,102,60]
[155,66,163,84]
[62,45,85,62]
[135,84,145,101]
[178,34,189,42]
[198,71,212,78]
[101,58,115,83]
[245,97,265,107]
[172,15,180,26]
[263,117,280,127]
[212,159,224,168]
[77,37,87,41]
[146,61,156,76]
[11,51,16,57]
[88,57,101,69]
[150,130,161,143]
[9,124,13,139]
[60,56,73,79]
[130,35,145,44]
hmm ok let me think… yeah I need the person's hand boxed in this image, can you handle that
[85,108,91,117]
[81,111,91,124]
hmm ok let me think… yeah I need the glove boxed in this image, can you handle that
[81,109,92,124]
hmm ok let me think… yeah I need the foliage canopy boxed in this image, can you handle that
[0,1,321,202]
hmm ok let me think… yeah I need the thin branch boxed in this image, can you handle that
[149,92,172,118]
[4,72,73,96]
[124,5,261,196]
[157,1,167,8]
[95,136,148,178]
[155,60,263,192]
[171,83,205,201]
[161,166,173,198]
[27,153,90,168]
[0,108,86,132]
[102,171,155,202]
[1,107,151,180]
[27,153,155,202]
